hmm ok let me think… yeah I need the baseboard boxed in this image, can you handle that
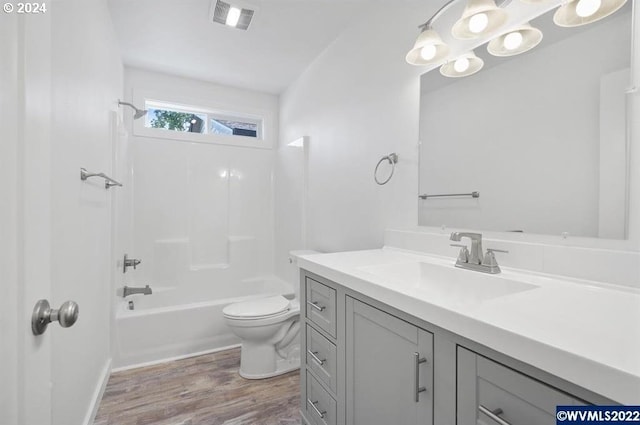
[112,344,241,373]
[83,357,112,425]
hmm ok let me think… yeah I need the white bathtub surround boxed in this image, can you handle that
[297,249,640,404]
[124,67,278,290]
[110,68,286,369]
[113,276,293,370]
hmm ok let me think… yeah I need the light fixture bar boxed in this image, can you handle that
[419,0,459,30]
[419,0,513,30]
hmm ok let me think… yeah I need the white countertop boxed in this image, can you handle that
[297,247,640,404]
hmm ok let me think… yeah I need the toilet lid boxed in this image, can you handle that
[223,295,291,319]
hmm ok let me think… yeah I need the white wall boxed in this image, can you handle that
[50,1,123,424]
[123,69,279,294]
[419,13,630,238]
[275,2,429,279]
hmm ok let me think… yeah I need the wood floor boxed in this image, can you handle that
[94,348,301,425]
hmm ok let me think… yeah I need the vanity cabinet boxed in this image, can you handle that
[299,270,611,425]
[457,347,587,425]
[346,297,433,425]
[302,276,340,425]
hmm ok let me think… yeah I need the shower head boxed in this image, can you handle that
[118,100,148,120]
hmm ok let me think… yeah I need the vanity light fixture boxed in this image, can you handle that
[451,0,508,39]
[407,0,626,76]
[487,23,543,56]
[553,0,628,27]
[440,50,485,77]
[406,0,509,67]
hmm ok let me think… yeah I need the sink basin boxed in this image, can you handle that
[358,261,539,305]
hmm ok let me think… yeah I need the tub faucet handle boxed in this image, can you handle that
[123,254,142,273]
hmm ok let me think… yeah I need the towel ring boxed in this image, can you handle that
[374,153,398,185]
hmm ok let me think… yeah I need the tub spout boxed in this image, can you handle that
[122,285,152,298]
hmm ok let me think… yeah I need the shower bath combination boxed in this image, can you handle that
[118,99,147,119]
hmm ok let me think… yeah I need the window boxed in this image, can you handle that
[143,100,263,140]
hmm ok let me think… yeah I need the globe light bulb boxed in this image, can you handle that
[575,0,602,17]
[454,57,470,73]
[468,13,489,34]
[503,31,523,51]
[420,45,437,61]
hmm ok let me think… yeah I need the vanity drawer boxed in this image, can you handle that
[306,324,338,394]
[306,370,337,425]
[305,277,336,338]
[458,347,586,425]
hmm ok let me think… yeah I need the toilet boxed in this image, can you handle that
[223,250,318,379]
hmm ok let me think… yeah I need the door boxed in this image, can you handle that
[346,297,433,425]
[0,11,54,425]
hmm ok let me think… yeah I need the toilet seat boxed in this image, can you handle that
[223,295,291,320]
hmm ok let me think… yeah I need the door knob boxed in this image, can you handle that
[31,299,79,335]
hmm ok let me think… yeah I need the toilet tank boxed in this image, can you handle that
[288,250,320,300]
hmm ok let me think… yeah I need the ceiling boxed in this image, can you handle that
[108,0,373,94]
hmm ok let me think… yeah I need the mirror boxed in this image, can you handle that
[418,3,632,239]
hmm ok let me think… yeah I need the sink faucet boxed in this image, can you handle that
[449,232,508,274]
[122,285,152,298]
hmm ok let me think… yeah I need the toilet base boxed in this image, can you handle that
[238,341,300,379]
[239,358,300,379]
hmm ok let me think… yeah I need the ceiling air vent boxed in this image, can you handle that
[211,0,256,31]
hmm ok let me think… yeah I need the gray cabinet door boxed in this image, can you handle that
[457,347,586,425]
[346,297,433,425]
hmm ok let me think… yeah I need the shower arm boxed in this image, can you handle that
[117,99,147,119]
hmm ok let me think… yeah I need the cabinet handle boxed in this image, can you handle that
[307,349,326,366]
[307,300,326,312]
[307,399,326,419]
[413,352,427,402]
[479,405,511,425]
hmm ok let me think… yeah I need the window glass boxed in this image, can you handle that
[210,118,258,138]
[144,101,263,141]
[146,107,206,133]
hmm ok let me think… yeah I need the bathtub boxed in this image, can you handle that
[112,275,294,370]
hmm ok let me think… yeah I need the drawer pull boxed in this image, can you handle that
[307,301,326,312]
[479,405,511,425]
[307,350,326,366]
[413,352,427,402]
[307,399,326,419]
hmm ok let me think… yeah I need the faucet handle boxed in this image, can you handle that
[450,244,469,263]
[483,248,508,267]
